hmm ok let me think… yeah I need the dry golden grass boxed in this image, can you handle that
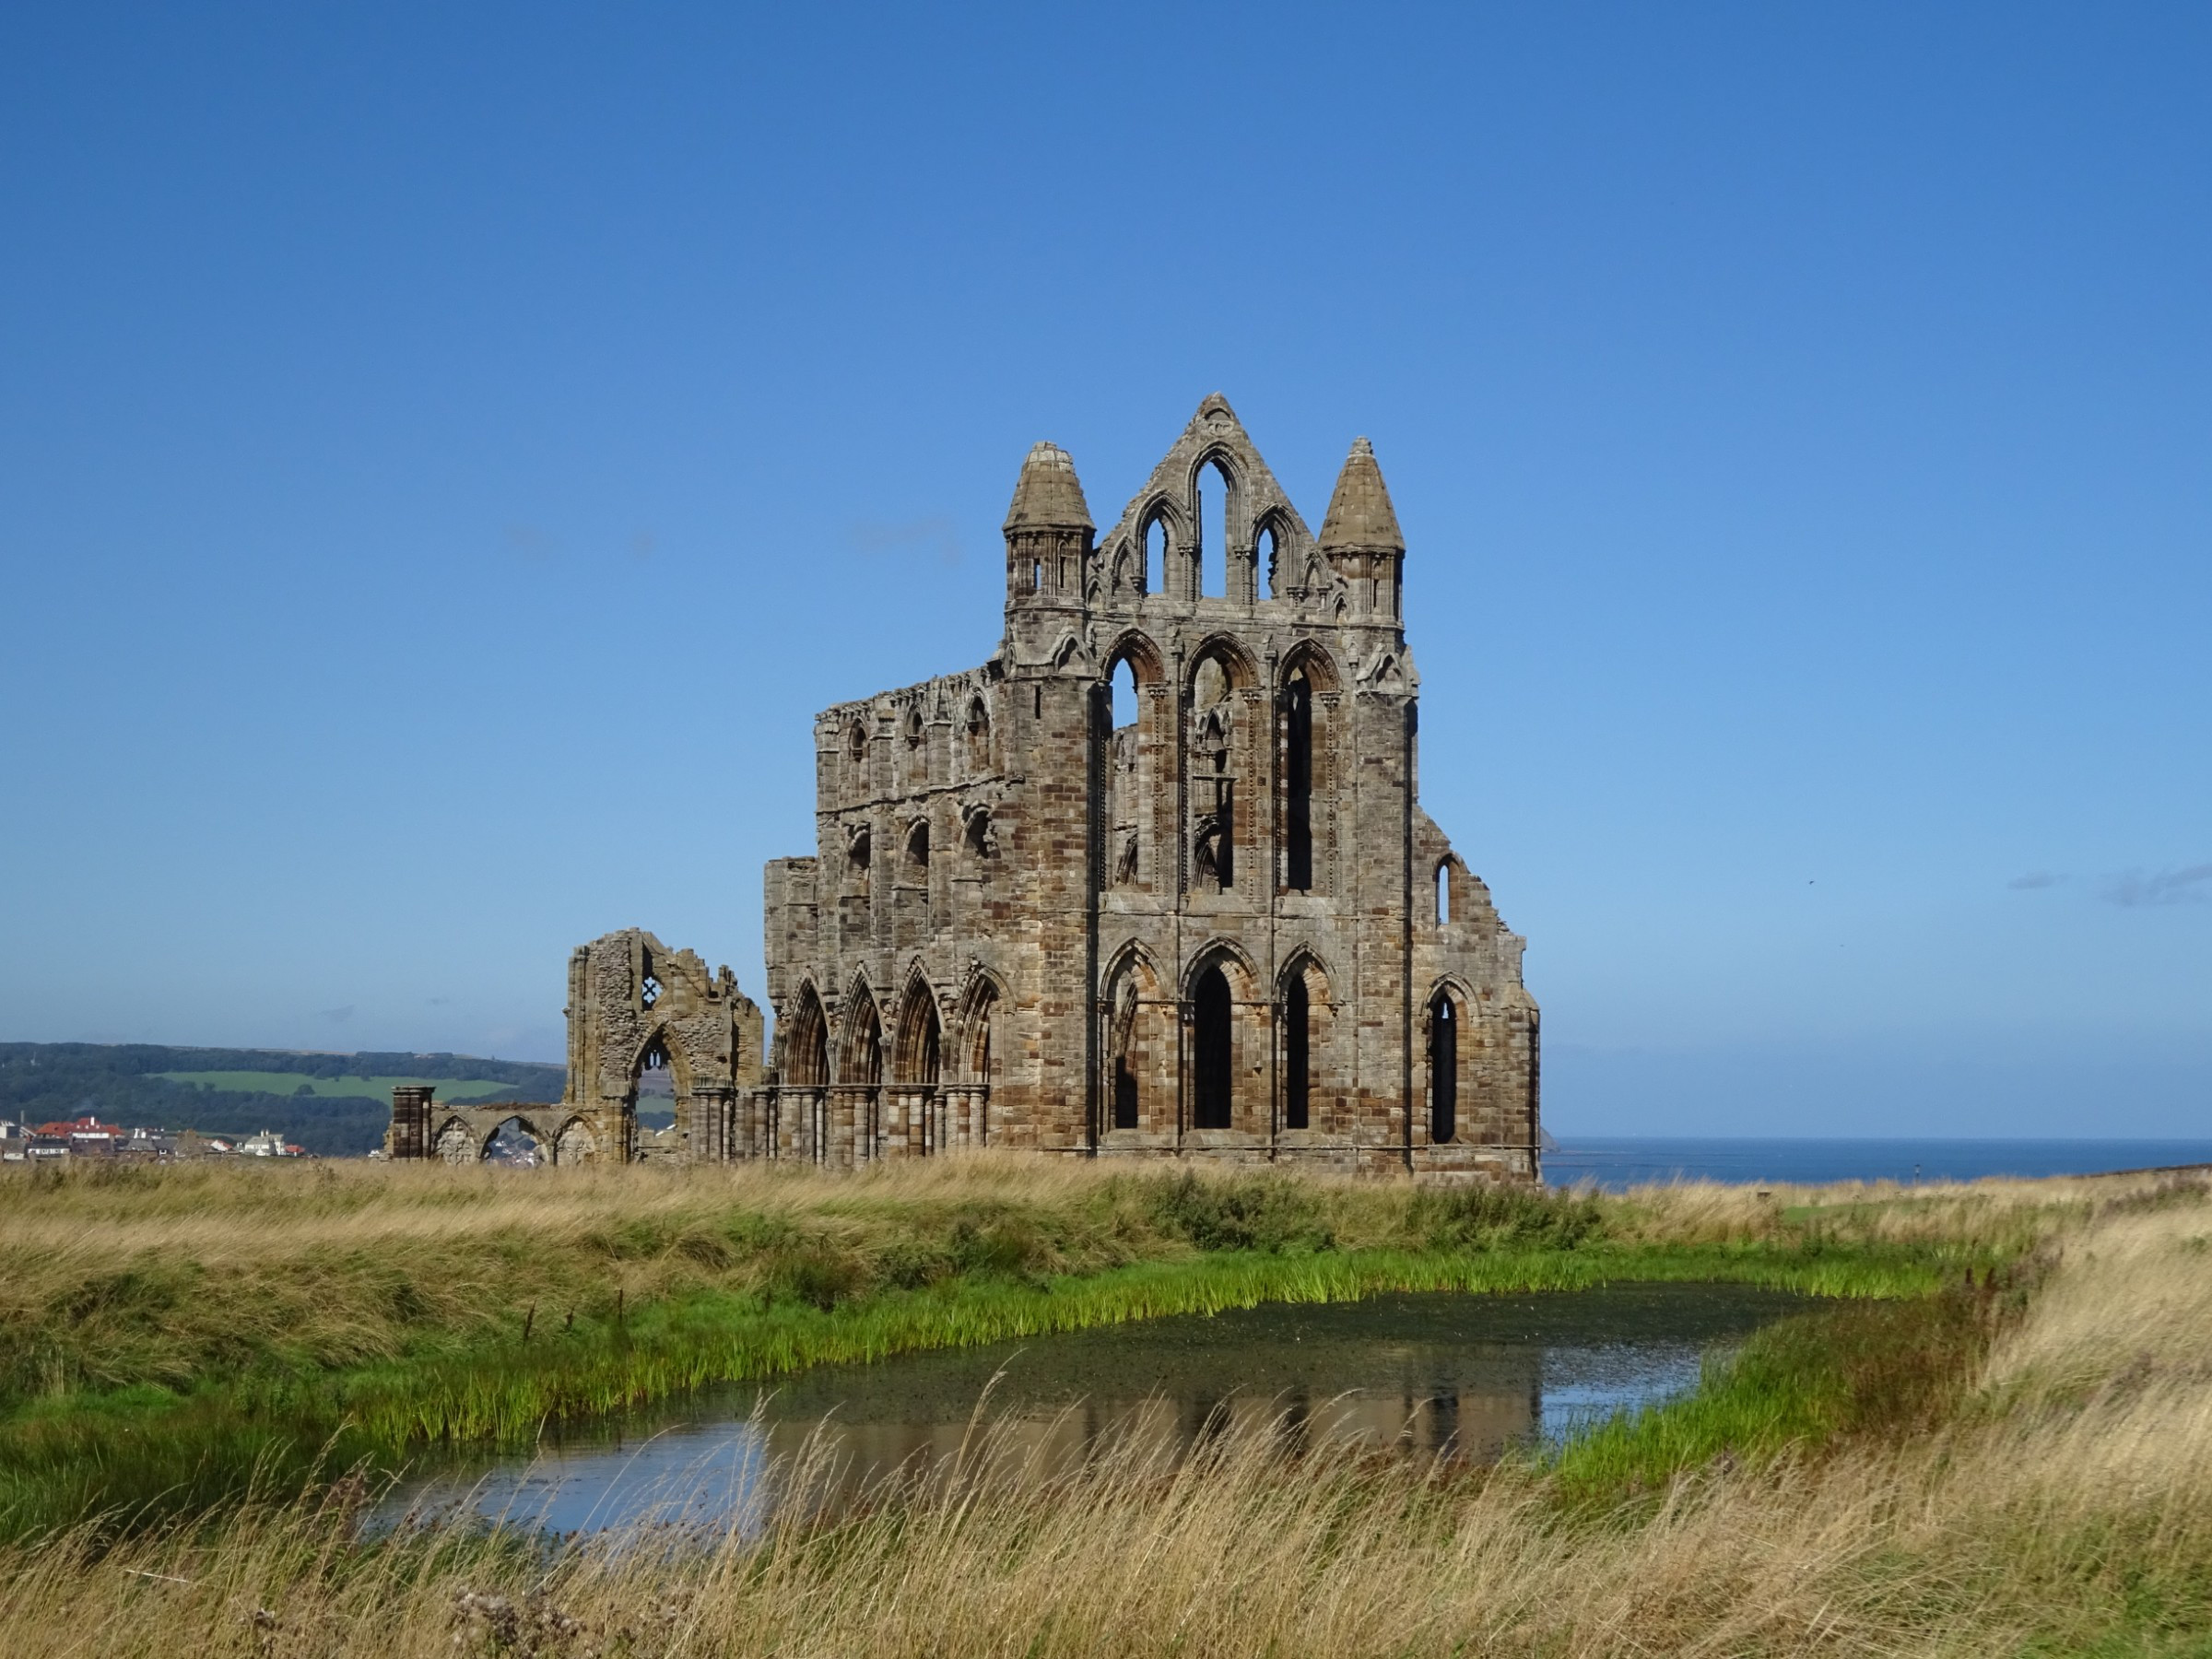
[0,1168,2203,1655]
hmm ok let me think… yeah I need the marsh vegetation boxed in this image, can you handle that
[0,1157,2202,1653]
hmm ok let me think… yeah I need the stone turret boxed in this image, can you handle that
[1004,441,1094,607]
[1319,436,1406,620]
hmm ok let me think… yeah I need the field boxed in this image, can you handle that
[1,1044,568,1158]
[0,1157,2203,1655]
[150,1072,524,1102]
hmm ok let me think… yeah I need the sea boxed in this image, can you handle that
[1543,1138,2212,1192]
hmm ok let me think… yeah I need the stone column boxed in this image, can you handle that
[387,1086,434,1159]
[688,1088,734,1163]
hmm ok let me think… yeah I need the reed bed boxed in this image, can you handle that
[1,1180,2206,1656]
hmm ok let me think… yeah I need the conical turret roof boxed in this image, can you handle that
[1003,441,1094,532]
[1318,437,1404,553]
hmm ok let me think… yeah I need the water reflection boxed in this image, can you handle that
[380,1281,1809,1537]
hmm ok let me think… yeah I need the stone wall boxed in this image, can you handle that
[387,398,1539,1182]
[757,395,1540,1183]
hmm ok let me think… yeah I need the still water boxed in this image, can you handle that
[380,1281,1810,1536]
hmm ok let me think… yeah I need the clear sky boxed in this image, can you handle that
[2,4,2206,1136]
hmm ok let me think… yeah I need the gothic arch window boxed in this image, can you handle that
[1110,657,1139,727]
[633,1035,676,1140]
[1284,666,1314,892]
[847,825,872,888]
[1436,860,1452,924]
[955,973,1001,1088]
[1197,459,1232,598]
[1258,521,1280,597]
[842,985,883,1088]
[964,698,990,772]
[1143,516,1167,594]
[786,985,830,1087]
[1193,965,1234,1129]
[848,720,869,771]
[1429,993,1458,1145]
[1189,646,1246,893]
[1101,636,1163,894]
[894,979,942,1088]
[1279,955,1331,1134]
[1104,957,1150,1132]
[903,819,930,885]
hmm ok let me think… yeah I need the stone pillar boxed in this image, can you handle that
[688,1088,734,1163]
[879,1089,910,1159]
[833,1088,877,1169]
[387,1086,434,1159]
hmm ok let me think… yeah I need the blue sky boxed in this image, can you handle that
[2,3,2206,1135]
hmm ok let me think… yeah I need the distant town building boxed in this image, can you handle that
[0,1113,290,1164]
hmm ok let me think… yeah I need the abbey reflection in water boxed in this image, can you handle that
[382,1287,1811,1538]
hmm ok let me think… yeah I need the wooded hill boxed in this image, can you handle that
[0,1044,567,1158]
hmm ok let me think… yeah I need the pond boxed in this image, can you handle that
[378,1281,1811,1536]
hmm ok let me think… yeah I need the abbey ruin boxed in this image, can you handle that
[392,396,1540,1182]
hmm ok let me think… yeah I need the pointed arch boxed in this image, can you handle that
[628,1025,693,1100]
[1101,631,1165,895]
[1050,630,1094,675]
[552,1114,597,1165]
[839,975,883,1088]
[1192,449,1240,599]
[1184,940,1262,1135]
[1181,936,1259,1000]
[432,1115,477,1165]
[1278,944,1337,1002]
[950,965,1006,1086]
[1256,506,1295,597]
[783,982,830,1087]
[1277,948,1335,1135]
[479,1114,545,1165]
[1185,632,1259,694]
[1426,978,1473,1147]
[1100,941,1168,1135]
[1136,494,1189,553]
[1278,638,1342,693]
[892,969,944,1087]
[1101,628,1165,686]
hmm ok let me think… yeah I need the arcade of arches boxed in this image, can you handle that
[388,399,1540,1182]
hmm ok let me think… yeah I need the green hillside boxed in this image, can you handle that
[0,1043,567,1157]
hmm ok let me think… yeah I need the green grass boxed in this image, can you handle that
[1547,1265,2030,1509]
[150,1072,525,1102]
[0,1240,1962,1541]
[0,1163,2041,1541]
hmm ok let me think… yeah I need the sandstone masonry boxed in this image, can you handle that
[392,397,1538,1181]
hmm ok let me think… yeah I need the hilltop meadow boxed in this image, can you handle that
[0,1154,2204,1656]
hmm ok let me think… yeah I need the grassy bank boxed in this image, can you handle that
[0,1167,2202,1655]
[0,1155,2038,1537]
